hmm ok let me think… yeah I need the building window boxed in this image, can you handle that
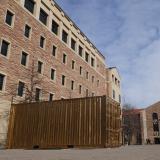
[37,61,43,74]
[52,45,57,56]
[72,60,75,70]
[152,113,159,132]
[71,80,74,90]
[49,93,54,101]
[119,95,121,103]
[52,20,59,35]
[62,30,68,43]
[79,85,82,94]
[86,89,89,97]
[71,38,76,51]
[91,57,95,67]
[18,81,25,97]
[24,0,35,14]
[0,73,5,91]
[92,76,94,83]
[92,92,95,97]
[21,51,28,66]
[97,80,99,87]
[51,69,55,80]
[113,90,115,99]
[35,88,41,101]
[79,46,83,57]
[0,40,10,57]
[63,54,67,64]
[85,52,89,62]
[5,10,14,26]
[40,36,45,48]
[86,71,89,79]
[80,66,82,75]
[112,75,114,82]
[24,24,31,38]
[39,8,48,25]
[62,75,65,86]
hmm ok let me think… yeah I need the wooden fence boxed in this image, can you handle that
[7,96,121,149]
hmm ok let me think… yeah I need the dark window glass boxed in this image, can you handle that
[49,93,54,101]
[35,88,41,101]
[79,85,82,94]
[63,54,66,64]
[85,52,89,62]
[71,81,74,90]
[51,69,55,80]
[21,52,28,66]
[24,25,31,38]
[152,113,159,132]
[72,60,75,69]
[39,8,48,25]
[52,20,59,35]
[62,75,65,86]
[5,10,14,26]
[52,45,56,56]
[71,38,76,51]
[113,90,115,99]
[1,40,10,56]
[86,71,89,79]
[79,46,83,57]
[37,61,43,73]
[97,80,99,87]
[40,36,45,48]
[91,58,95,67]
[62,30,68,43]
[24,0,35,14]
[80,66,82,75]
[0,74,5,91]
[18,81,25,97]
[92,76,94,83]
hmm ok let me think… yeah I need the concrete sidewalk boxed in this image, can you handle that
[0,145,160,160]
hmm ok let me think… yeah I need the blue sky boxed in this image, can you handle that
[55,0,160,108]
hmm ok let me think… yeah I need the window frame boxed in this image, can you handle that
[50,68,56,81]
[21,51,28,67]
[35,87,41,101]
[17,81,25,97]
[62,30,68,44]
[24,24,32,39]
[37,60,43,74]
[24,0,35,14]
[51,19,59,35]
[0,38,11,58]
[39,8,48,26]
[0,72,6,92]
[5,9,15,28]
[62,75,66,86]
[40,36,46,49]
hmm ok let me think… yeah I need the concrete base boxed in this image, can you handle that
[0,100,11,148]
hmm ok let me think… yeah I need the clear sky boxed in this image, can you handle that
[55,0,160,108]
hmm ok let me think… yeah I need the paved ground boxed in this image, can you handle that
[0,145,160,160]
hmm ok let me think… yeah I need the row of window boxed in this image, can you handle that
[5,1,96,68]
[112,74,120,88]
[112,89,121,103]
[0,38,99,84]
[0,73,95,100]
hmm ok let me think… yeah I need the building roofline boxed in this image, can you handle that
[107,67,121,78]
[145,101,160,110]
[53,0,105,60]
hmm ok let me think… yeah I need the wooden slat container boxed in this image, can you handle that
[7,96,121,149]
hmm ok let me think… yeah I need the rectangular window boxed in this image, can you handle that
[71,38,76,51]
[97,80,99,87]
[79,46,83,57]
[79,85,82,94]
[92,92,95,97]
[72,60,75,70]
[52,45,57,56]
[51,69,55,80]
[86,71,89,79]
[92,76,94,83]
[5,10,14,26]
[71,80,74,90]
[52,20,59,35]
[80,66,82,75]
[24,24,31,38]
[62,75,65,86]
[62,30,68,43]
[91,57,95,67]
[18,81,25,97]
[85,52,89,62]
[0,73,5,91]
[37,61,43,74]
[40,36,45,48]
[113,90,115,99]
[21,51,28,66]
[24,0,35,14]
[0,40,10,57]
[63,54,67,64]
[49,93,54,101]
[35,88,41,101]
[39,8,48,25]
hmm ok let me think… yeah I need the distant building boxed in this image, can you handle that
[122,109,142,145]
[141,101,160,144]
[106,67,121,104]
